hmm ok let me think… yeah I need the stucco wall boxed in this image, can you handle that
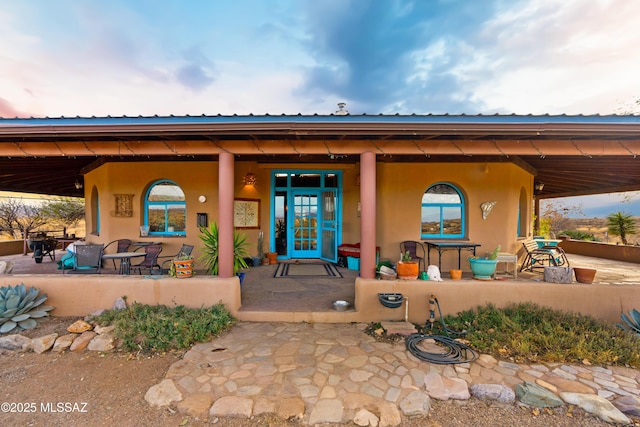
[1,274,242,317]
[83,160,533,270]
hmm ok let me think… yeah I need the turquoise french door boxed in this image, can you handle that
[291,191,320,258]
[273,170,341,263]
[290,190,338,262]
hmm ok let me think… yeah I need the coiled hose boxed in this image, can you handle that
[405,295,478,364]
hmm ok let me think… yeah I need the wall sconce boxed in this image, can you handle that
[74,178,83,190]
[483,163,489,174]
[534,182,544,193]
[243,173,257,186]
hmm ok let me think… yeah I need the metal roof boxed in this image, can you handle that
[0,113,638,198]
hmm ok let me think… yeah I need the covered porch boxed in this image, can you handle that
[1,250,639,324]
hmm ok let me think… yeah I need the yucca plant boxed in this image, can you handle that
[0,284,54,333]
[620,309,640,336]
[199,222,250,275]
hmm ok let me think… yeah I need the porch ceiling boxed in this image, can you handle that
[0,114,639,198]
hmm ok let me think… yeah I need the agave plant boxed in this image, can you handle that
[0,284,54,334]
[620,309,640,336]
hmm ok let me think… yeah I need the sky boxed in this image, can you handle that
[1,0,639,214]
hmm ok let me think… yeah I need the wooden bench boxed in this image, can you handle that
[519,239,569,272]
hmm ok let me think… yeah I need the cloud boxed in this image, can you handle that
[0,97,28,118]
[297,0,495,113]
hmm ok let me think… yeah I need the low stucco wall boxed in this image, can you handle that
[0,240,25,256]
[1,274,242,317]
[559,238,640,264]
[353,278,640,324]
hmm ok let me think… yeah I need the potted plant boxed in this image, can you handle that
[468,245,500,280]
[169,252,195,278]
[199,222,251,284]
[396,251,419,280]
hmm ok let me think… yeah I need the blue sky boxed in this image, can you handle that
[1,0,639,117]
[0,0,639,214]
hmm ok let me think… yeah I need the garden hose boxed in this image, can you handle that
[405,294,478,365]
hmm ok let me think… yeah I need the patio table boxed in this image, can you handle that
[534,239,561,248]
[102,252,145,275]
[424,241,481,271]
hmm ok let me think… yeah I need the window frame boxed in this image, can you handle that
[420,182,465,239]
[143,180,187,236]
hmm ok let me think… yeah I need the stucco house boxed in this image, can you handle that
[1,112,639,322]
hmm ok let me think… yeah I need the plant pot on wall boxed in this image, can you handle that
[396,261,419,280]
[574,267,596,284]
[172,259,194,278]
[468,258,497,280]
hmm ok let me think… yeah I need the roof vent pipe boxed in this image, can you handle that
[335,103,349,115]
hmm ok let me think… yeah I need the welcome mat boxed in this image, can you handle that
[274,262,343,278]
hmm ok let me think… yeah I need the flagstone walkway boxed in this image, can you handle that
[145,322,640,425]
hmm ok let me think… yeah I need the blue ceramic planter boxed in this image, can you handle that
[468,258,498,280]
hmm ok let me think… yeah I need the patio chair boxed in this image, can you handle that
[64,244,104,274]
[158,244,195,273]
[131,244,163,275]
[519,239,569,272]
[400,240,426,272]
[103,239,132,269]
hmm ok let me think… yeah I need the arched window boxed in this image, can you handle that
[144,180,186,236]
[421,183,465,239]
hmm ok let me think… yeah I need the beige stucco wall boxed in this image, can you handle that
[83,160,533,270]
[1,274,241,317]
[376,162,532,270]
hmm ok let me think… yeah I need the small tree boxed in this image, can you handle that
[40,197,85,234]
[607,211,636,245]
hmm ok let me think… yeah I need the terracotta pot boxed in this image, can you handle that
[574,267,596,284]
[449,269,462,280]
[396,261,419,280]
[268,252,278,264]
[261,257,270,266]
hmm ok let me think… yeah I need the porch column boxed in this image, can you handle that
[360,151,376,279]
[218,152,234,278]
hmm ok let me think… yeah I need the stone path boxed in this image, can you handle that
[145,322,640,425]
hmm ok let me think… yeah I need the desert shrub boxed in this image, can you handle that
[93,302,235,352]
[440,302,640,367]
[559,230,599,241]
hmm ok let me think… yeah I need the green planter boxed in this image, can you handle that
[468,258,498,280]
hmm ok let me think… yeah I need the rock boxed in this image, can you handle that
[424,372,470,401]
[52,334,76,352]
[0,260,14,274]
[145,379,182,407]
[354,408,379,427]
[93,325,115,335]
[70,331,97,351]
[209,396,253,418]
[543,266,572,284]
[378,401,402,427]
[308,399,344,425]
[112,297,127,310]
[560,392,631,424]
[32,333,58,354]
[85,309,106,320]
[175,393,214,418]
[87,333,114,351]
[0,334,32,352]
[399,390,430,417]
[470,383,515,403]
[612,395,640,417]
[276,397,305,420]
[515,381,563,408]
[67,320,92,333]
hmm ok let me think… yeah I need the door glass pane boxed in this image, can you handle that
[275,192,287,255]
[292,174,321,187]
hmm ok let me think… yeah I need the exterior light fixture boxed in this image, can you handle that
[74,178,83,190]
[534,182,544,193]
[243,173,257,186]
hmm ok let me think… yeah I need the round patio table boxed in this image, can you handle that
[102,252,145,275]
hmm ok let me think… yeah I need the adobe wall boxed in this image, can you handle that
[0,274,242,317]
[560,238,640,264]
